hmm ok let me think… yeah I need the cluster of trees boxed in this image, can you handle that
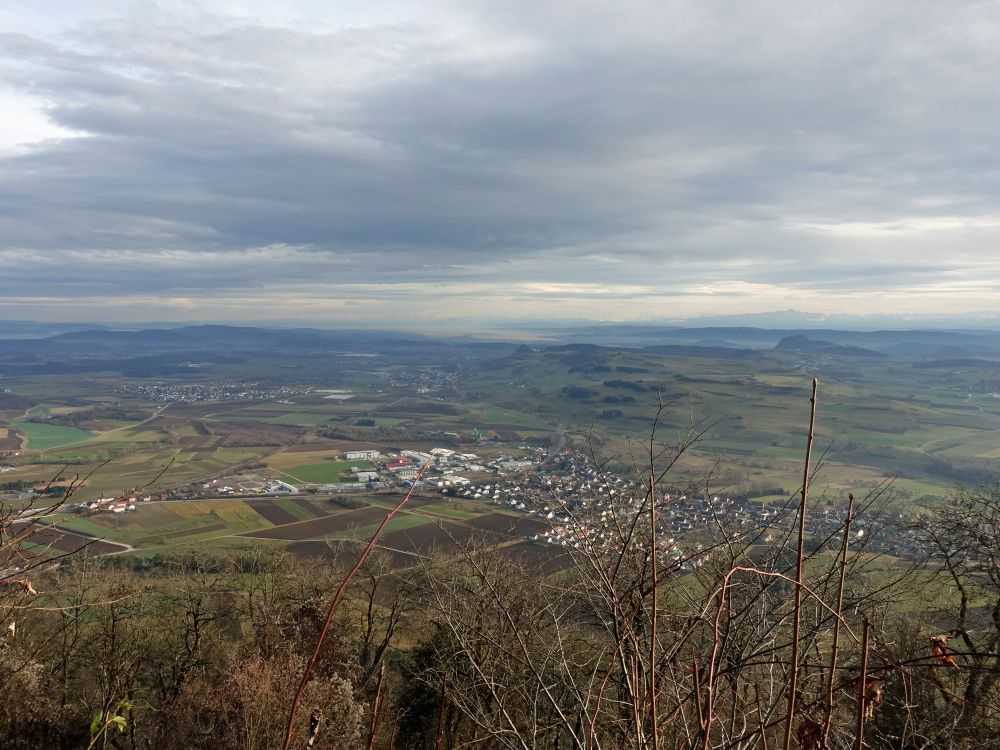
[0,393,36,414]
[2,434,1000,748]
[26,406,152,431]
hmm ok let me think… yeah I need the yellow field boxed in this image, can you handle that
[166,500,263,526]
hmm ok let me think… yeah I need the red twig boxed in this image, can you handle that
[854,619,870,750]
[702,564,860,748]
[649,473,660,750]
[367,662,386,750]
[587,625,634,750]
[281,462,431,750]
[388,710,400,750]
[822,494,854,749]
[434,675,448,750]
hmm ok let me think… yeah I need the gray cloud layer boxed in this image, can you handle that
[2,1,1000,321]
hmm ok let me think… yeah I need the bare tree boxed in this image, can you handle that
[403,386,927,750]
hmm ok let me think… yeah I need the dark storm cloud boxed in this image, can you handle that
[2,0,1000,318]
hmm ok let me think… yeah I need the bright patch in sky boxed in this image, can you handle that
[0,88,82,154]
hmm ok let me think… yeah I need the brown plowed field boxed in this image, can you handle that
[285,534,574,574]
[23,525,126,556]
[379,522,502,556]
[385,493,438,508]
[0,428,22,451]
[291,498,325,517]
[242,506,388,540]
[466,513,548,538]
[246,500,299,526]
[504,541,574,574]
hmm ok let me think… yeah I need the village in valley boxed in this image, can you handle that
[33,435,920,570]
[1,325,993,573]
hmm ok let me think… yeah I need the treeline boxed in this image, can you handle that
[25,404,152,431]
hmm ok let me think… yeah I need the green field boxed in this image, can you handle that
[345,514,433,539]
[479,407,551,429]
[448,347,1000,503]
[5,334,1000,515]
[57,515,131,542]
[280,459,374,484]
[271,496,316,521]
[12,420,94,450]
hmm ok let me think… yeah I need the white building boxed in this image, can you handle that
[346,450,381,461]
[437,475,471,487]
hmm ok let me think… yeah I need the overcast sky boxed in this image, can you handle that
[2,0,1000,325]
